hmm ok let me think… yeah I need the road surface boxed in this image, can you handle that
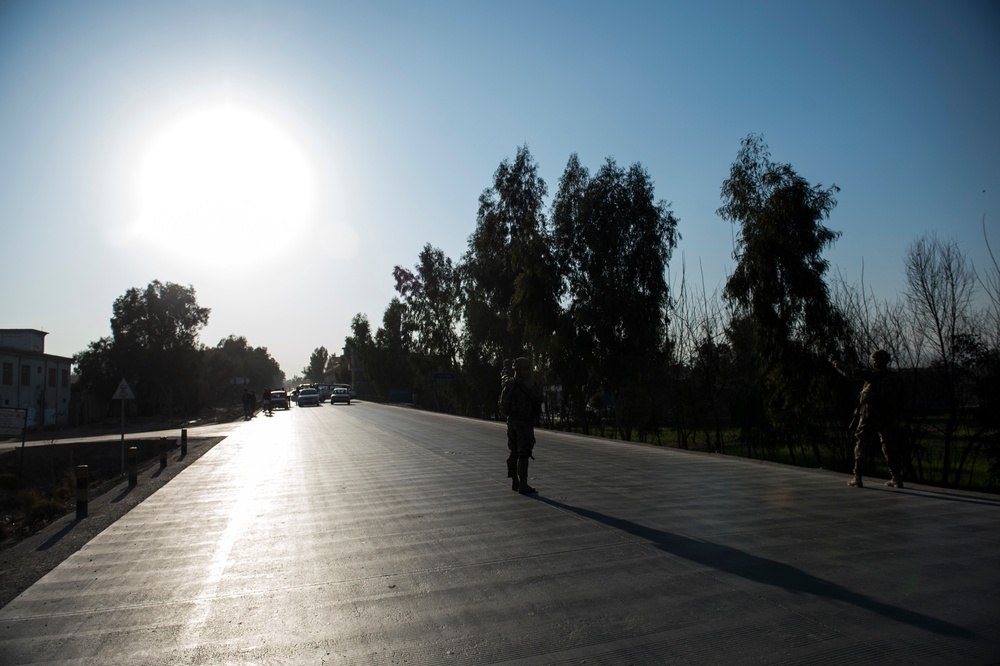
[1,402,998,664]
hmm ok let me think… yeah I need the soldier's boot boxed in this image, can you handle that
[848,458,864,487]
[885,475,904,489]
[517,459,536,495]
[507,459,519,492]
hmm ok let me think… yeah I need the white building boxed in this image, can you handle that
[0,329,73,428]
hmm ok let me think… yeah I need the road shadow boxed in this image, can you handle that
[111,484,136,503]
[536,495,976,638]
[894,488,1000,507]
[35,518,81,552]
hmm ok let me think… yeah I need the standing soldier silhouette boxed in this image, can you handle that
[830,350,905,489]
[500,359,515,475]
[499,357,543,494]
[242,388,252,421]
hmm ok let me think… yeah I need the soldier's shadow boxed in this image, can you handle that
[536,496,975,639]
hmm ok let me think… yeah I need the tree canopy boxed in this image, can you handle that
[718,134,844,451]
[75,280,211,415]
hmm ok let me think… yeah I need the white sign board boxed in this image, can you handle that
[0,408,26,437]
[112,378,136,400]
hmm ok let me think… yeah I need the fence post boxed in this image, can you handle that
[76,465,88,519]
[159,438,167,469]
[181,428,188,456]
[128,447,138,487]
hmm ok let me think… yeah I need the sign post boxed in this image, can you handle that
[0,408,28,480]
[112,378,136,472]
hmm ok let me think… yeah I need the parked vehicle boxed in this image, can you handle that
[297,387,320,406]
[270,390,289,410]
[329,387,351,405]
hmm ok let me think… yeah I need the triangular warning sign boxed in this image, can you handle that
[112,378,136,400]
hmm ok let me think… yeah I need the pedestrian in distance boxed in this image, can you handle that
[242,388,252,421]
[829,349,905,489]
[499,356,543,494]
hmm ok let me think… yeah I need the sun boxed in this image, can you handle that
[130,103,315,268]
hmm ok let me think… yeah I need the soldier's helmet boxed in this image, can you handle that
[513,357,531,372]
[870,350,891,368]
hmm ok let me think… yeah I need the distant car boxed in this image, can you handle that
[270,390,289,410]
[297,387,320,406]
[329,387,351,405]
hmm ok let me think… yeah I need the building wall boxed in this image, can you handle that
[0,329,73,428]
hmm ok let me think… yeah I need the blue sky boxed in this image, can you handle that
[1,0,997,377]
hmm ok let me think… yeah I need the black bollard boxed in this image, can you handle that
[76,465,88,519]
[159,437,167,469]
[181,428,188,456]
[128,447,138,487]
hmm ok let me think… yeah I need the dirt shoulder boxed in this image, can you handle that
[0,436,224,609]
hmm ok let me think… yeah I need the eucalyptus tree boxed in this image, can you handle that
[393,244,461,364]
[718,134,844,456]
[461,145,558,415]
[345,313,374,358]
[344,313,375,396]
[392,245,464,411]
[303,347,330,384]
[549,154,593,429]
[370,298,415,398]
[551,155,679,440]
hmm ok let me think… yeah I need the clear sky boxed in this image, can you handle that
[1,0,997,378]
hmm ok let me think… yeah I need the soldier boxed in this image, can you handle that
[242,388,252,421]
[499,357,543,494]
[829,349,905,489]
[500,359,515,482]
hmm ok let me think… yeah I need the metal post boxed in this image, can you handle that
[181,428,188,456]
[128,447,138,487]
[120,398,125,473]
[159,438,167,468]
[76,465,88,519]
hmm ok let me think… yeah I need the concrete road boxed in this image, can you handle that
[1,402,998,664]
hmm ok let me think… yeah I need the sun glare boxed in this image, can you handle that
[130,104,315,268]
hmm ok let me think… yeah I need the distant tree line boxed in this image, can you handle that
[73,280,284,419]
[345,136,999,490]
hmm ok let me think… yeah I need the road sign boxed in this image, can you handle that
[112,378,136,400]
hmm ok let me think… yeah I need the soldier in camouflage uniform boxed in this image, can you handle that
[829,350,904,489]
[501,359,515,472]
[499,357,543,494]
